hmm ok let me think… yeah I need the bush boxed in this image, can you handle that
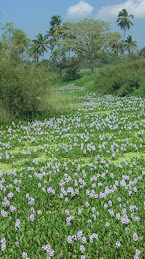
[94,60,145,96]
[0,62,55,120]
[62,57,80,82]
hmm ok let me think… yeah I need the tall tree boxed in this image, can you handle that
[12,29,30,63]
[50,15,62,31]
[116,9,134,42]
[138,47,145,58]
[124,35,137,54]
[32,33,50,62]
[55,19,121,74]
[29,43,40,62]
[46,15,62,52]
[1,22,30,63]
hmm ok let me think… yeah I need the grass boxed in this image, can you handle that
[0,83,145,258]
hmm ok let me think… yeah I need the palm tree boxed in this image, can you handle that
[125,35,137,54]
[29,43,39,62]
[32,33,50,62]
[46,15,62,52]
[112,41,119,55]
[118,40,125,55]
[116,9,134,43]
[50,15,62,32]
[139,47,145,58]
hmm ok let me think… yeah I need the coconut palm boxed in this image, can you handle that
[125,35,137,54]
[116,9,134,42]
[112,41,119,55]
[50,15,62,32]
[29,43,40,62]
[46,15,62,52]
[139,47,145,58]
[32,33,50,62]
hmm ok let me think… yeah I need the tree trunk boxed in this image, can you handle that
[91,64,94,74]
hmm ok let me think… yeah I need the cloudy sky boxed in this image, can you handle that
[0,0,145,49]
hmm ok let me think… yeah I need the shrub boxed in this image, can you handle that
[0,62,54,120]
[94,60,145,96]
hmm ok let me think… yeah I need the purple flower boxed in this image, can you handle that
[121,216,130,224]
[104,203,108,209]
[116,213,120,220]
[78,209,82,215]
[77,230,83,240]
[49,249,54,257]
[1,210,8,217]
[133,232,138,241]
[1,243,6,251]
[116,241,121,248]
[30,214,34,221]
[15,219,20,230]
[135,249,141,255]
[82,236,87,244]
[22,252,29,258]
[38,210,42,215]
[105,222,110,227]
[7,192,13,198]
[92,233,98,240]
[10,205,16,212]
[42,244,51,253]
[67,235,72,244]
[85,201,89,207]
[80,245,85,253]
[1,237,6,244]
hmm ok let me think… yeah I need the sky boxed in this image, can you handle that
[0,0,145,50]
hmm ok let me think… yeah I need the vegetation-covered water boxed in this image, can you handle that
[0,86,145,258]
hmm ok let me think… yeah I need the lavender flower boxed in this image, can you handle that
[77,230,83,240]
[133,232,138,241]
[67,235,72,244]
[116,241,121,248]
[22,252,29,258]
[82,236,87,244]
[105,222,110,227]
[30,214,34,221]
[80,245,85,253]
[15,219,20,230]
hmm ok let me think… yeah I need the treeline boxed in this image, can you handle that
[0,10,145,122]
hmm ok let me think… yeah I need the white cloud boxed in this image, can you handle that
[96,0,145,20]
[66,1,94,21]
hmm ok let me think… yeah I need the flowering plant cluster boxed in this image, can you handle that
[0,86,144,258]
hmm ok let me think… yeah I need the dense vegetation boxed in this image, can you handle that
[0,10,145,122]
[0,85,145,258]
[0,8,145,259]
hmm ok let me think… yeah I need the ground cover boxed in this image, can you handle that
[0,85,145,258]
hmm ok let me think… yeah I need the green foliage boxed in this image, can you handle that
[94,60,145,96]
[0,62,58,121]
[133,82,145,98]
[62,57,80,81]
[116,8,134,42]
[54,19,121,74]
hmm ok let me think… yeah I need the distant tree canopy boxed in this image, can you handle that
[1,22,30,63]
[52,19,121,74]
[0,11,142,70]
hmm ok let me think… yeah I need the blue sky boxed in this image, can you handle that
[0,0,145,50]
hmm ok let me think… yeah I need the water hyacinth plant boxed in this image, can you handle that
[0,84,145,258]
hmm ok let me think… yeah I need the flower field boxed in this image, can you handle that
[0,85,145,258]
